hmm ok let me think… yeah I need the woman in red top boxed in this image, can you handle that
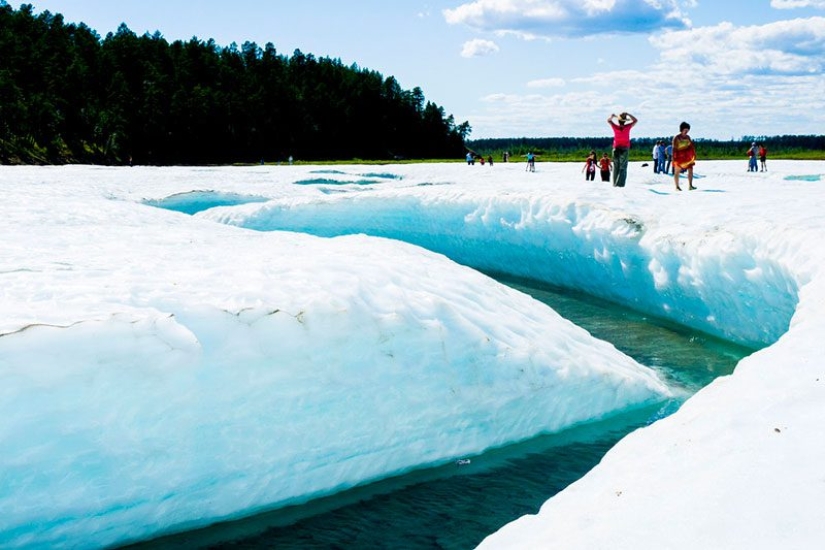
[582,150,597,181]
[672,121,697,191]
[598,152,611,181]
[607,112,637,187]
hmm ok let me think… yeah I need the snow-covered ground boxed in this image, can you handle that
[1,159,823,549]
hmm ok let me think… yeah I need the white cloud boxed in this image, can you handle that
[771,0,825,8]
[650,17,825,76]
[443,0,691,40]
[527,77,566,88]
[461,16,825,139]
[461,38,501,57]
[472,89,623,138]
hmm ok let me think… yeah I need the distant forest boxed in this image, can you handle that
[1,4,822,166]
[468,135,825,162]
[0,2,470,165]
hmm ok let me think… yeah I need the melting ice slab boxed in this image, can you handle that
[0,166,669,549]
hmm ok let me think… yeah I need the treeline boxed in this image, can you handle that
[0,2,470,165]
[468,135,825,162]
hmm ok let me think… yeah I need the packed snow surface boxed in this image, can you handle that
[1,159,823,549]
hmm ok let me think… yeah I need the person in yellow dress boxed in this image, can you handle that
[672,121,697,191]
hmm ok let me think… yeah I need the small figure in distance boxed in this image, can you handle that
[607,112,638,187]
[488,155,494,166]
[526,151,536,172]
[672,121,697,191]
[599,152,612,182]
[582,150,597,181]
[656,140,667,174]
[747,141,759,172]
[759,143,768,171]
[652,140,660,173]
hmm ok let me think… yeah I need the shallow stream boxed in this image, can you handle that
[127,276,753,550]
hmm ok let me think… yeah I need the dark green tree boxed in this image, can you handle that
[0,2,469,164]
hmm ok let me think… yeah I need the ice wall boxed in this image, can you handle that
[201,184,801,349]
[0,168,670,549]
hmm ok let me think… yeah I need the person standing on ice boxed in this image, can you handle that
[759,143,768,171]
[656,141,667,174]
[598,152,612,182]
[607,112,637,187]
[747,141,759,172]
[672,121,697,191]
[582,150,597,181]
[652,141,660,173]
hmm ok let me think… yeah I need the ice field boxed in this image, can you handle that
[1,159,824,549]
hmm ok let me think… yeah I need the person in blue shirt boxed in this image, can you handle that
[656,141,667,174]
[747,142,759,172]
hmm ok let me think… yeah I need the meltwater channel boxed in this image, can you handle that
[126,275,753,550]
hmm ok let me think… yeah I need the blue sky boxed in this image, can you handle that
[25,1,825,140]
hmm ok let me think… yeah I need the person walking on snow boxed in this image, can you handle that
[672,121,697,191]
[607,112,637,187]
[598,152,612,182]
[526,152,536,172]
[582,150,597,181]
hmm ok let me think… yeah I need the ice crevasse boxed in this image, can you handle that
[0,165,671,549]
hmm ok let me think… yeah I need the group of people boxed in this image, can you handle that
[582,150,612,182]
[468,112,768,191]
[465,152,495,166]
[651,140,673,175]
[747,141,768,172]
[607,112,696,191]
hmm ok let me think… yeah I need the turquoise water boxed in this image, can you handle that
[499,275,751,394]
[143,191,269,215]
[126,277,752,550]
[783,174,822,182]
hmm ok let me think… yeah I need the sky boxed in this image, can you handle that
[22,1,825,140]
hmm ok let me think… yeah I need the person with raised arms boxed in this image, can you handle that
[607,112,638,187]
